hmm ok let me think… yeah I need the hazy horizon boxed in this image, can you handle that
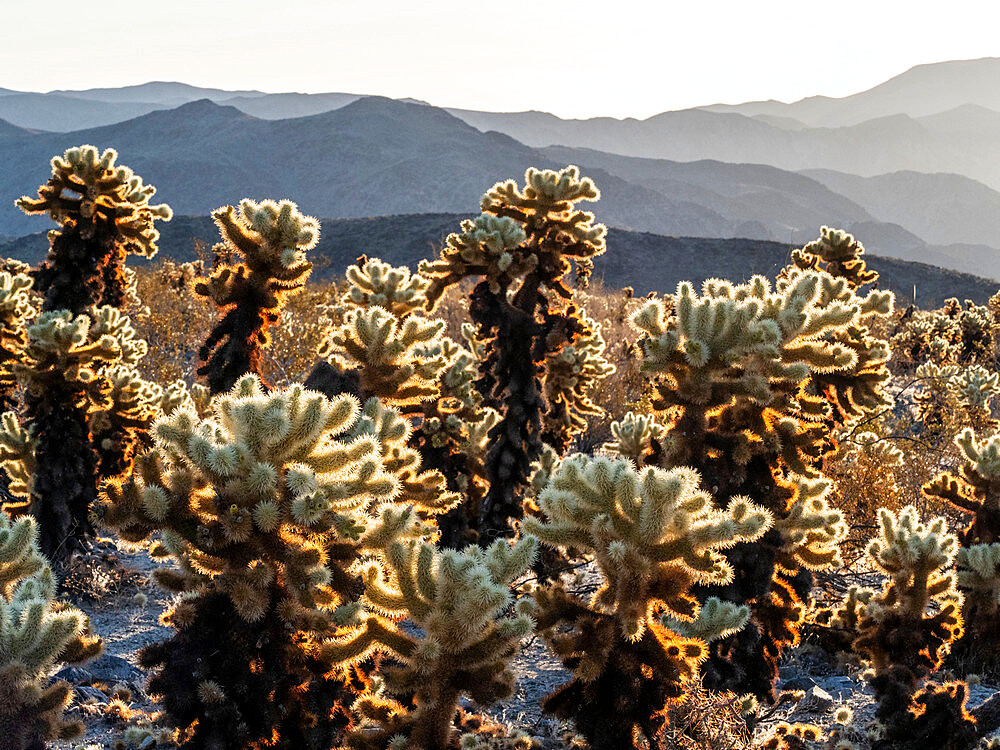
[4,0,1000,119]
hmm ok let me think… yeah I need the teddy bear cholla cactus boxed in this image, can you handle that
[323,536,537,749]
[848,506,980,749]
[0,510,102,750]
[922,429,1000,663]
[196,199,317,395]
[628,261,883,699]
[913,362,999,434]
[17,145,171,313]
[521,454,770,750]
[420,166,611,541]
[0,271,36,413]
[100,375,456,748]
[0,309,129,560]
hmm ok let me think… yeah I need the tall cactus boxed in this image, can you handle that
[196,199,317,394]
[16,145,171,313]
[0,510,102,750]
[523,455,770,749]
[420,166,610,540]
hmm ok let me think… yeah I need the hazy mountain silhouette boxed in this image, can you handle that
[702,58,1000,127]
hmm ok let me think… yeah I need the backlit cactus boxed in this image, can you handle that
[17,145,171,312]
[0,510,102,749]
[196,199,317,394]
[334,536,537,749]
[420,166,610,540]
[630,252,887,699]
[522,454,770,749]
[0,271,36,413]
[100,375,448,748]
[849,506,975,749]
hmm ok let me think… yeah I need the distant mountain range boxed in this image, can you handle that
[0,58,998,282]
[2,213,993,308]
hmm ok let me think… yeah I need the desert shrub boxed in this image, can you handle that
[0,509,102,749]
[420,165,613,540]
[195,199,317,394]
[523,454,770,749]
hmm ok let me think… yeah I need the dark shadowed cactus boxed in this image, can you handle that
[523,454,769,749]
[420,166,611,540]
[101,376,454,748]
[624,246,890,700]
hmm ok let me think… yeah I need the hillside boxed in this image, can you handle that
[3,213,994,307]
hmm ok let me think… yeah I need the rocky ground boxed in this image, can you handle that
[51,538,1000,749]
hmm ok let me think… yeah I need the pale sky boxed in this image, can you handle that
[2,0,998,119]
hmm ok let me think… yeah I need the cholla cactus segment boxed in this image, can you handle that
[602,411,667,465]
[321,306,448,409]
[343,258,430,319]
[662,597,750,642]
[103,374,407,621]
[542,314,615,446]
[14,310,121,402]
[18,145,171,311]
[0,272,36,409]
[789,226,878,290]
[525,455,770,641]
[195,199,317,394]
[956,543,1000,617]
[347,397,460,518]
[0,510,102,750]
[774,477,848,574]
[0,411,36,501]
[335,537,537,749]
[855,506,962,675]
[525,455,769,748]
[915,361,1000,422]
[894,295,997,369]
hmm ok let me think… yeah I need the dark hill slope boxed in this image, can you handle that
[3,213,993,307]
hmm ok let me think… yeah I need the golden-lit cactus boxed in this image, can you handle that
[522,454,770,749]
[320,307,448,411]
[196,199,317,394]
[630,252,891,700]
[0,510,102,750]
[923,428,1000,662]
[602,411,668,465]
[0,271,36,412]
[786,226,877,291]
[343,257,430,319]
[541,313,615,447]
[850,506,976,748]
[0,310,126,560]
[100,375,442,748]
[914,362,999,433]
[332,536,537,749]
[17,145,171,312]
[420,166,611,540]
